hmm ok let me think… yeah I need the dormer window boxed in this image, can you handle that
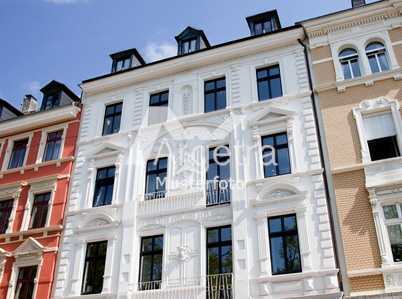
[112,57,132,73]
[110,48,146,74]
[246,10,281,36]
[42,93,60,111]
[181,38,197,54]
[175,26,210,56]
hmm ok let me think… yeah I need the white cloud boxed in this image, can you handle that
[44,0,88,4]
[144,42,177,62]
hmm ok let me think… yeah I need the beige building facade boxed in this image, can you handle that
[302,0,402,297]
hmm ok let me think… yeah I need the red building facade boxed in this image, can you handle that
[0,81,80,299]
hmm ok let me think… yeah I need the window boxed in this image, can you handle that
[8,138,28,169]
[181,38,197,54]
[0,199,13,234]
[112,57,132,73]
[366,42,390,73]
[268,214,301,275]
[364,112,400,161]
[257,65,282,101]
[207,226,232,275]
[14,266,37,299]
[139,235,163,291]
[261,133,291,177]
[383,204,402,262]
[339,48,361,79]
[204,77,226,113]
[253,18,278,35]
[150,90,169,107]
[145,158,167,200]
[29,192,50,229]
[93,166,115,207]
[82,241,108,295]
[206,226,233,299]
[207,146,230,206]
[43,130,63,162]
[41,94,60,111]
[102,102,122,136]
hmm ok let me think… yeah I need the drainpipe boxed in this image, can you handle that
[297,37,350,296]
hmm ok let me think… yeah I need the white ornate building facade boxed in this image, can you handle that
[53,11,341,299]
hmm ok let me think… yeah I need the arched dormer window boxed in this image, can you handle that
[366,42,390,74]
[339,48,361,80]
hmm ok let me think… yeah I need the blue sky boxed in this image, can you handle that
[0,0,376,108]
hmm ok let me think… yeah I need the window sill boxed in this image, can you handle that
[335,67,402,92]
[0,225,63,243]
[255,268,338,283]
[0,157,74,178]
[67,203,123,216]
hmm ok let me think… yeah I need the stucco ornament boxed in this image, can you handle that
[182,85,193,115]
[176,245,192,262]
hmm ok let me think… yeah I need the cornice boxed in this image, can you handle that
[81,29,304,96]
[0,104,80,138]
[303,1,401,39]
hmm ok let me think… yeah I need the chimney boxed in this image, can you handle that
[21,94,38,114]
[352,0,366,8]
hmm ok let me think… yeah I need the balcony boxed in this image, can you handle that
[134,273,233,299]
[137,182,231,218]
[206,181,231,207]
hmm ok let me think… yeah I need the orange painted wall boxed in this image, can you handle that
[0,110,80,299]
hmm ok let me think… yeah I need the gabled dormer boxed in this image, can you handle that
[110,48,146,73]
[246,10,281,36]
[175,26,210,56]
[40,80,80,111]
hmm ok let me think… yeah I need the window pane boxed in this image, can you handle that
[270,78,282,98]
[205,81,215,91]
[257,69,267,79]
[258,81,269,101]
[275,134,288,146]
[368,136,400,161]
[208,247,220,274]
[341,62,352,79]
[142,238,153,252]
[351,59,361,77]
[269,218,282,233]
[207,229,219,244]
[383,205,398,219]
[158,158,168,170]
[283,215,297,231]
[378,53,389,71]
[205,94,215,113]
[277,147,291,175]
[285,235,301,272]
[82,241,107,295]
[154,236,164,251]
[368,55,380,73]
[269,66,280,77]
[220,227,231,242]
[387,225,402,262]
[152,254,163,280]
[270,236,285,274]
[216,79,225,89]
[140,256,153,282]
[216,90,226,110]
[0,199,13,234]
[221,245,233,273]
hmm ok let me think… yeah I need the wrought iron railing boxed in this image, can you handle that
[138,280,162,291]
[144,190,166,201]
[206,181,231,206]
[206,273,233,299]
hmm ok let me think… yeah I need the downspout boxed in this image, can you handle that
[297,37,350,296]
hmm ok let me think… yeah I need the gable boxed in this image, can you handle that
[13,238,44,256]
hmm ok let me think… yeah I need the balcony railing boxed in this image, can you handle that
[135,273,233,299]
[144,191,166,201]
[206,273,233,299]
[206,181,231,206]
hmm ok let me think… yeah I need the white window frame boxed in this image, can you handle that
[0,186,21,235]
[331,31,399,83]
[84,151,122,209]
[382,202,402,263]
[21,179,57,231]
[97,98,124,137]
[36,124,67,164]
[353,97,402,164]
[338,47,361,80]
[1,133,33,171]
[365,41,391,74]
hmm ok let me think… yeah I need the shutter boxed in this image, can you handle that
[363,112,396,140]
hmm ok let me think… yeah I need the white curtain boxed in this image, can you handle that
[363,112,396,140]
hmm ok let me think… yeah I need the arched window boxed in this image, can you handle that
[339,48,361,79]
[366,42,390,73]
